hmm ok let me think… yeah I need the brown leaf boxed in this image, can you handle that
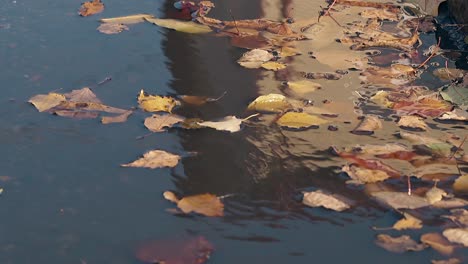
[375,234,426,253]
[51,101,128,115]
[79,0,104,17]
[453,174,468,194]
[397,115,428,131]
[421,233,455,255]
[342,165,391,185]
[442,228,468,247]
[164,191,224,217]
[101,110,132,124]
[371,192,430,210]
[135,236,214,264]
[144,114,185,132]
[97,23,129,34]
[64,87,101,104]
[54,110,99,119]
[29,93,66,112]
[302,190,351,212]
[351,115,382,135]
[431,259,461,264]
[121,150,180,169]
[443,209,468,227]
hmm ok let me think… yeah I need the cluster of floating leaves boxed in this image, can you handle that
[26,0,468,263]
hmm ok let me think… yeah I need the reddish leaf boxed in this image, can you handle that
[376,151,418,161]
[135,236,214,264]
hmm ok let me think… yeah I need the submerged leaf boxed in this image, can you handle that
[247,94,291,113]
[138,90,179,113]
[261,61,286,71]
[29,93,66,112]
[276,112,329,129]
[237,49,273,69]
[144,114,185,132]
[399,131,453,157]
[302,190,350,212]
[375,234,426,253]
[286,80,321,95]
[371,192,430,210]
[145,17,212,34]
[342,165,390,184]
[79,0,104,17]
[121,150,180,169]
[164,191,224,217]
[197,116,242,133]
[97,23,129,34]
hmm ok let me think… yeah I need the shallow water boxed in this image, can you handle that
[0,0,466,263]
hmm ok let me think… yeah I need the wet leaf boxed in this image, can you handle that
[138,89,179,113]
[375,234,426,253]
[343,143,409,156]
[97,23,129,34]
[399,131,453,157]
[376,151,418,161]
[333,149,402,178]
[121,150,180,169]
[397,115,428,131]
[51,101,128,115]
[54,110,99,119]
[286,80,321,95]
[438,109,468,121]
[453,174,468,194]
[371,192,430,209]
[360,8,400,21]
[425,186,447,204]
[197,116,242,133]
[442,228,468,247]
[276,112,329,129]
[443,209,468,227]
[393,95,453,118]
[101,110,132,124]
[393,213,423,230]
[277,46,301,57]
[433,198,468,209]
[302,72,344,80]
[145,17,212,34]
[247,94,291,113]
[100,14,154,24]
[163,191,224,217]
[440,84,468,110]
[351,115,382,135]
[135,236,214,264]
[29,93,66,112]
[230,34,272,49]
[79,0,104,17]
[302,190,350,212]
[64,87,101,103]
[432,259,461,264]
[421,233,455,255]
[237,49,273,69]
[342,165,391,185]
[144,114,185,132]
[433,68,465,81]
[261,61,286,71]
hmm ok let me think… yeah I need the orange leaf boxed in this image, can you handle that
[79,0,104,17]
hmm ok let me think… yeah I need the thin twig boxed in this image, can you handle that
[407,175,412,196]
[242,113,260,121]
[321,0,337,22]
[417,37,441,69]
[228,9,240,36]
[448,135,467,160]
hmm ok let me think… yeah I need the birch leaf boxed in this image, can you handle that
[276,112,329,129]
[138,90,179,113]
[28,93,66,112]
[261,61,286,71]
[247,94,291,113]
[393,213,423,230]
[144,114,185,132]
[302,190,350,212]
[121,150,180,169]
[198,116,242,133]
[163,191,224,217]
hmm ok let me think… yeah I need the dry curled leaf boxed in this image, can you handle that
[144,114,185,132]
[138,89,180,113]
[79,0,104,17]
[121,150,180,169]
[276,112,329,129]
[163,191,224,217]
[421,233,455,255]
[197,116,242,133]
[375,234,426,253]
[97,23,129,34]
[247,94,291,113]
[302,190,350,212]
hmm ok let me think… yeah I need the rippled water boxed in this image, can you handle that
[0,0,465,263]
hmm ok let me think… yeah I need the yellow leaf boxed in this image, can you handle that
[164,191,224,217]
[286,80,321,95]
[197,116,242,133]
[100,14,154,24]
[393,213,423,230]
[247,94,291,113]
[261,61,286,71]
[370,90,394,108]
[28,93,66,112]
[453,174,468,194]
[278,46,301,57]
[121,150,180,169]
[138,89,179,113]
[276,112,329,129]
[145,17,212,34]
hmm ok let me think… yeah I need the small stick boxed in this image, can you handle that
[417,37,441,69]
[206,91,228,102]
[321,0,338,22]
[407,175,412,196]
[97,76,112,86]
[228,9,240,36]
[242,113,260,121]
[136,132,155,140]
[447,135,467,160]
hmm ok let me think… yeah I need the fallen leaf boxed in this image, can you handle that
[247,94,291,113]
[433,68,465,81]
[399,131,453,157]
[397,115,428,131]
[375,234,426,253]
[421,233,455,255]
[100,14,154,24]
[371,192,430,209]
[29,93,66,112]
[393,95,453,118]
[438,109,468,121]
[276,112,329,129]
[230,34,272,49]
[286,80,321,95]
[261,61,286,71]
[302,190,350,212]
[197,116,242,133]
[442,228,468,247]
[121,150,180,169]
[97,23,129,34]
[431,258,461,264]
[145,17,212,34]
[302,72,344,80]
[342,165,391,184]
[101,110,132,124]
[64,87,101,103]
[53,110,99,119]
[135,236,214,264]
[237,49,273,69]
[360,8,400,21]
[443,209,468,227]
[433,198,468,209]
[179,92,225,105]
[144,114,185,132]
[138,89,180,113]
[79,0,104,17]
[425,186,447,204]
[376,151,418,161]
[393,213,423,230]
[51,101,128,115]
[343,143,409,156]
[351,115,382,135]
[163,191,224,217]
[453,174,468,194]
[277,46,301,57]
